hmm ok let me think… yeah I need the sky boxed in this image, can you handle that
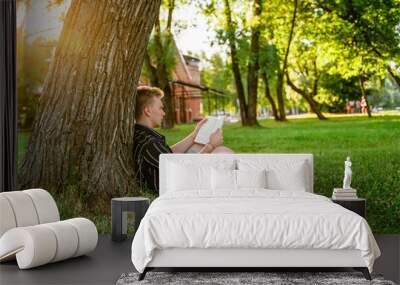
[171,2,222,56]
[18,0,222,58]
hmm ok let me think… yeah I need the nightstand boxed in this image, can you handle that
[331,198,366,218]
[111,197,150,241]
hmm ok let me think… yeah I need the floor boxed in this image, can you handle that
[0,234,399,285]
[0,235,134,285]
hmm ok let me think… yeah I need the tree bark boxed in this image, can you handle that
[286,72,327,120]
[18,0,161,210]
[359,76,372,118]
[261,70,279,120]
[276,70,286,121]
[246,0,262,126]
[160,82,175,129]
[223,0,248,125]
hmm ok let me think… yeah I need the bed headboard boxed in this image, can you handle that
[159,153,314,196]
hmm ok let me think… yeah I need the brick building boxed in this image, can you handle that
[139,51,202,124]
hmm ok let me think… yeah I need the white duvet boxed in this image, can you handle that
[131,190,380,273]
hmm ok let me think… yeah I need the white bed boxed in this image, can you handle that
[131,154,380,280]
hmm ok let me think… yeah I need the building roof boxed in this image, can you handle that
[183,54,200,64]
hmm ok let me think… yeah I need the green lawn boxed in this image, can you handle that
[158,115,400,234]
[18,115,400,233]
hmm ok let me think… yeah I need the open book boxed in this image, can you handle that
[194,116,224,145]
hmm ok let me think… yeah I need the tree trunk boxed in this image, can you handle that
[18,0,161,210]
[246,0,262,126]
[304,94,326,120]
[261,71,279,121]
[276,70,286,121]
[359,77,372,118]
[223,0,248,125]
[276,0,298,121]
[147,3,176,129]
[160,81,175,128]
[152,28,175,129]
[286,72,327,120]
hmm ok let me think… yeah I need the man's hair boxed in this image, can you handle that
[135,86,164,120]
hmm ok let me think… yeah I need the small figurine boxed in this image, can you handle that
[343,156,352,189]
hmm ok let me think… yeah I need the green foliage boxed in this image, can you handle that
[198,0,400,114]
[315,0,399,81]
[49,185,112,234]
[259,42,281,108]
[198,0,260,104]
[259,43,279,80]
[318,74,362,112]
[146,31,178,78]
[200,52,237,114]
[317,0,400,59]
[368,77,400,109]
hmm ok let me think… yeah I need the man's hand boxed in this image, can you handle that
[192,118,208,138]
[209,128,223,148]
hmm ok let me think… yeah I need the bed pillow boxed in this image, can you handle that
[236,169,267,189]
[237,159,308,191]
[211,168,237,191]
[211,169,267,191]
[168,162,212,191]
[167,158,236,192]
[265,166,307,191]
[167,158,236,171]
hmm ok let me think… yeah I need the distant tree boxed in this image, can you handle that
[223,0,262,126]
[259,43,280,120]
[256,0,299,121]
[318,74,362,113]
[284,2,327,120]
[198,0,399,119]
[143,0,178,129]
[201,0,262,126]
[245,0,263,125]
[200,53,236,115]
[273,0,298,121]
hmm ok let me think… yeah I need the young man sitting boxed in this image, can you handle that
[133,86,234,194]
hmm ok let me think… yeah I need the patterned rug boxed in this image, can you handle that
[116,271,396,285]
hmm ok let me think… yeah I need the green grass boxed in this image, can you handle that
[158,115,400,234]
[18,115,400,234]
[18,130,30,164]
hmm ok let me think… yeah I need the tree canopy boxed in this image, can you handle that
[197,0,400,124]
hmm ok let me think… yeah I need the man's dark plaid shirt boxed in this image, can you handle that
[133,123,172,193]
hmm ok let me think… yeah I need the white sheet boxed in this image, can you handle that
[131,190,380,273]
